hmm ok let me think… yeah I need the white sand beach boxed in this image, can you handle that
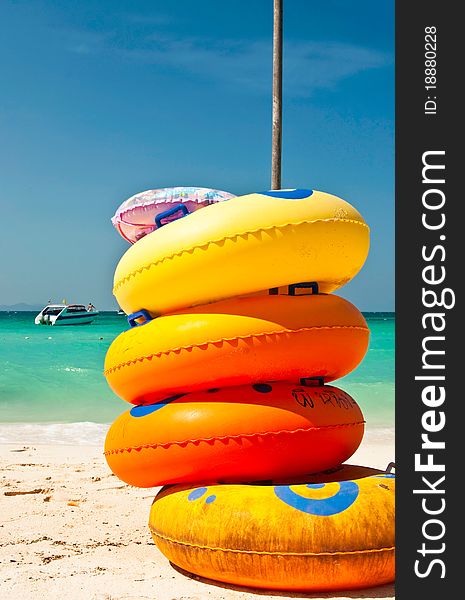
[0,431,394,600]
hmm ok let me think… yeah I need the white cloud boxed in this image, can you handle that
[67,29,391,97]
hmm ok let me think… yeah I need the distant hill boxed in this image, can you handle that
[0,302,43,311]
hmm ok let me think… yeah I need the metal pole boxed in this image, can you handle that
[271,0,283,189]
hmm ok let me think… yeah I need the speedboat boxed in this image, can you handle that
[34,304,99,326]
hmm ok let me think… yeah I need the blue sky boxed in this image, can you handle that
[0,0,394,311]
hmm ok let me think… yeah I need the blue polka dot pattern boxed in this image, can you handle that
[188,487,208,501]
[274,481,359,516]
[260,189,313,199]
[130,393,185,417]
[252,383,273,393]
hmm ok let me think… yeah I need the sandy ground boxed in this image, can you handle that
[0,437,395,600]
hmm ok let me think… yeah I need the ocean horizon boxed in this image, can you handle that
[0,310,394,445]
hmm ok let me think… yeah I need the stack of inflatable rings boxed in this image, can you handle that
[104,188,395,592]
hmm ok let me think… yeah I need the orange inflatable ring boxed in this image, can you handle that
[149,464,395,591]
[104,294,369,405]
[104,382,365,487]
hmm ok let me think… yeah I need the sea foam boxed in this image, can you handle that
[0,422,108,445]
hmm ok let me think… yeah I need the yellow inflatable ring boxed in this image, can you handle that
[104,294,369,405]
[113,189,370,316]
[149,465,395,591]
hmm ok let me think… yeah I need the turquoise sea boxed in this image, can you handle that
[0,311,394,443]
